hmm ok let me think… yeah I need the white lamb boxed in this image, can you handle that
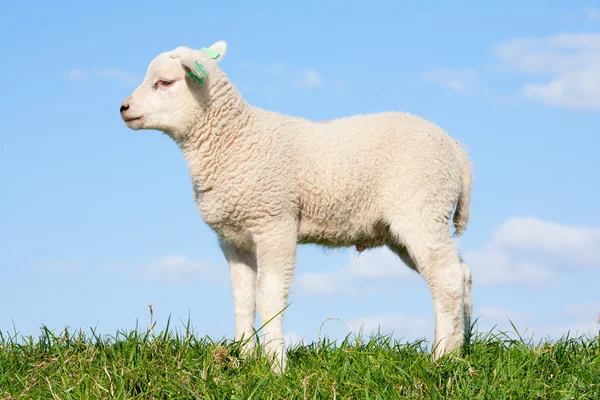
[120,40,473,373]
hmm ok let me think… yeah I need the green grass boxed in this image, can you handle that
[1,320,598,399]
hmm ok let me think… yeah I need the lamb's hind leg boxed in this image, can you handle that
[461,256,472,339]
[388,218,466,359]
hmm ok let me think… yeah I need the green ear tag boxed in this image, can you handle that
[186,60,207,87]
[187,70,205,87]
[201,47,220,59]
[194,61,207,79]
[185,47,218,87]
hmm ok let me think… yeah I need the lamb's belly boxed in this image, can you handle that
[296,177,388,248]
[297,214,389,248]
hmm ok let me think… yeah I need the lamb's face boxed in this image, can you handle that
[120,41,227,136]
[120,53,192,134]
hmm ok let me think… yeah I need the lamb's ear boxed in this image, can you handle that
[170,46,197,71]
[168,47,207,86]
[170,41,226,71]
[170,43,226,87]
[204,40,227,62]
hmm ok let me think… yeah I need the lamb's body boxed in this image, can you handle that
[120,42,473,374]
[188,108,467,252]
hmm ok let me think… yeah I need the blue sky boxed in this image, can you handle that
[1,1,599,347]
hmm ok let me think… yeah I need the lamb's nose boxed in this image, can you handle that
[120,102,129,113]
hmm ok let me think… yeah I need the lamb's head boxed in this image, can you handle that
[120,40,228,138]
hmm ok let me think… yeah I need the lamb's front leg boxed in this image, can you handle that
[253,223,297,374]
[219,239,258,357]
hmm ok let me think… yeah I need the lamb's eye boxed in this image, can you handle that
[154,79,174,89]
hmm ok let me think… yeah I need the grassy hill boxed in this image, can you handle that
[1,321,598,399]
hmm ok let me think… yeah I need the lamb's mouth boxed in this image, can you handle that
[124,116,143,123]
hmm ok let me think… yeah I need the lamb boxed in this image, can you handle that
[119,40,473,374]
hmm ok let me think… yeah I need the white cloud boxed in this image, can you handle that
[472,304,599,341]
[465,248,555,286]
[139,255,227,285]
[522,69,600,110]
[64,68,141,86]
[422,66,479,95]
[296,247,416,295]
[584,8,600,22]
[65,68,87,80]
[492,33,600,110]
[466,216,600,287]
[491,217,600,267]
[423,33,600,109]
[299,68,323,88]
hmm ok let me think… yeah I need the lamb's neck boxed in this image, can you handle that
[179,77,253,193]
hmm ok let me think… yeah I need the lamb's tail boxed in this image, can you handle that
[453,142,472,236]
